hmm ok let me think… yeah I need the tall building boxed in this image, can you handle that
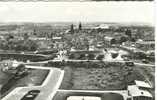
[70,24,74,34]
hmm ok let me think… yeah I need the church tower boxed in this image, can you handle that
[78,22,82,30]
[70,24,74,34]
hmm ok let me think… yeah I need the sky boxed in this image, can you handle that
[0,2,154,24]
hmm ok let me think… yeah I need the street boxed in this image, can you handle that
[2,66,64,100]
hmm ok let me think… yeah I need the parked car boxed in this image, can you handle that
[21,90,40,100]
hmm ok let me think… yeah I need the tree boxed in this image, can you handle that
[87,54,95,60]
[23,33,29,40]
[119,36,128,44]
[24,40,38,51]
[131,37,136,42]
[6,34,14,41]
[15,40,38,51]
[110,38,116,45]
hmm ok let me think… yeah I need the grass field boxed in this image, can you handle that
[60,62,146,90]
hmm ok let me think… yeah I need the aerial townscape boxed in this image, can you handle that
[0,22,155,100]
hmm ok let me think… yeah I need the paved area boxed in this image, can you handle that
[2,66,64,100]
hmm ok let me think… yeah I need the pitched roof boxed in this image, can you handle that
[135,80,152,89]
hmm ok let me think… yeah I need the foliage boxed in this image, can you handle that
[0,39,38,51]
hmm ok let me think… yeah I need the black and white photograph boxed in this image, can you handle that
[0,2,155,100]
[0,0,154,2]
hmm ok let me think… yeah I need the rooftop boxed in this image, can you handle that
[135,80,152,89]
[128,85,152,97]
[136,41,155,45]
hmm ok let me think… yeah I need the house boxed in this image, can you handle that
[128,85,153,100]
[104,36,116,46]
[127,80,153,100]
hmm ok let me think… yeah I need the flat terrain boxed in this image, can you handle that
[60,62,146,90]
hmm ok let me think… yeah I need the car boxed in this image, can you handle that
[21,90,40,100]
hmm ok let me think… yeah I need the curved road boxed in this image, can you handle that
[2,66,64,100]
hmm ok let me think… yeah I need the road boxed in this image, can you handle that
[1,66,64,100]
